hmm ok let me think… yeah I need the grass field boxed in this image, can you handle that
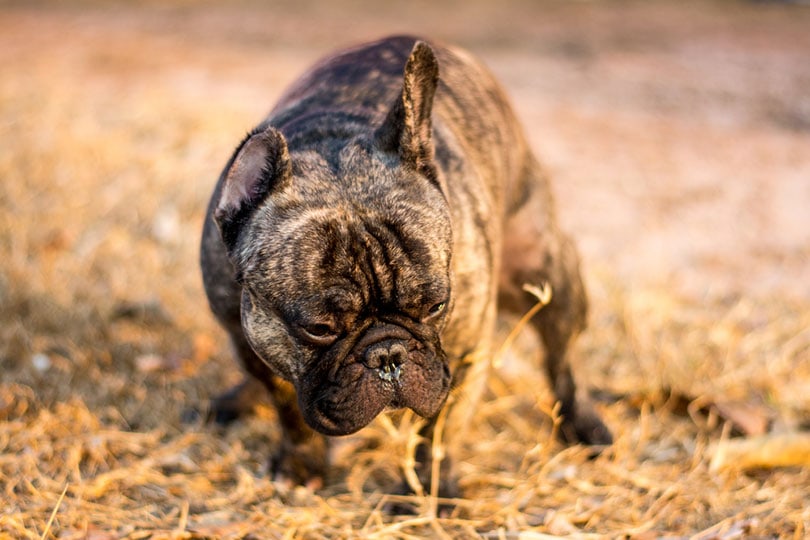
[2,1,809,537]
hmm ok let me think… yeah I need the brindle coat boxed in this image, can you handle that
[200,35,611,493]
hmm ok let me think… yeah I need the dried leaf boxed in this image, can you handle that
[712,400,773,436]
[711,432,810,471]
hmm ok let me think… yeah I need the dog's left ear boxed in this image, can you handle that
[215,126,292,251]
[375,41,439,182]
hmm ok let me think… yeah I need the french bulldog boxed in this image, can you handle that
[200,35,611,494]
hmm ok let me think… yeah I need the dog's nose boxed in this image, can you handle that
[363,341,405,381]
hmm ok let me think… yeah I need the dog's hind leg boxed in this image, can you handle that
[499,157,612,446]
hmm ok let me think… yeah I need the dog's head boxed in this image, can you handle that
[213,42,454,436]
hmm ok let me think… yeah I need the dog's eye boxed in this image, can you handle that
[299,323,338,345]
[427,301,446,318]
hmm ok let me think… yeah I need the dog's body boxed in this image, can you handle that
[200,35,610,491]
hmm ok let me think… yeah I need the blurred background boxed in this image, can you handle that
[1,0,809,536]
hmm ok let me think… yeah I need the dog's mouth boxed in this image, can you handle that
[299,325,451,436]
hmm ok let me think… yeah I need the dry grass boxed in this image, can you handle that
[2,1,809,538]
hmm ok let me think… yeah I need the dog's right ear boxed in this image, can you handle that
[375,41,440,183]
[215,126,292,250]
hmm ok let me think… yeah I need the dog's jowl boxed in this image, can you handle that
[200,35,611,495]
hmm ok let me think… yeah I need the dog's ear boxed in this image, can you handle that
[375,41,439,182]
[214,126,292,250]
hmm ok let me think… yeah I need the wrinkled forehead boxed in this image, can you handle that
[255,204,450,315]
[283,206,451,278]
[279,142,452,254]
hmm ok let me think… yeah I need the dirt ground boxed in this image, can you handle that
[1,1,809,538]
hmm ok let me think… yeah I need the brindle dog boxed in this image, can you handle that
[200,35,611,495]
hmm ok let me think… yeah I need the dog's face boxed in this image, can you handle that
[238,141,453,436]
[213,43,455,436]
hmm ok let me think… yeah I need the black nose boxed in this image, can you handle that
[363,341,405,382]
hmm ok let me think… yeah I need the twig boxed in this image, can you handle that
[493,282,552,368]
[174,500,190,535]
[40,483,68,540]
[429,397,451,517]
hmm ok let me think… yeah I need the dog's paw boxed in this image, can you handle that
[202,378,266,426]
[384,478,460,516]
[559,402,612,448]
[269,437,329,490]
[384,455,461,516]
[179,396,247,427]
[573,412,613,446]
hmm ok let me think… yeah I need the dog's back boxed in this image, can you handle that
[267,35,531,214]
